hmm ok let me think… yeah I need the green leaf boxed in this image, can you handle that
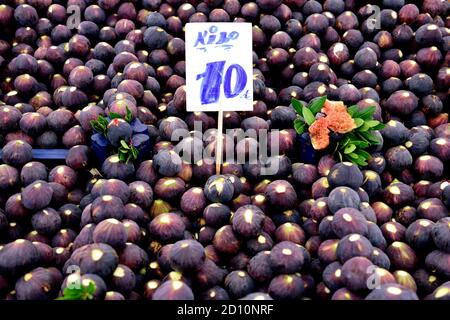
[371,123,385,131]
[354,149,371,160]
[302,107,315,126]
[354,118,364,128]
[90,120,107,135]
[109,112,122,120]
[308,95,327,115]
[350,155,368,167]
[337,151,343,162]
[358,131,381,144]
[344,144,356,154]
[358,122,371,132]
[340,136,351,147]
[294,118,306,134]
[347,105,360,117]
[120,140,130,149]
[348,152,359,159]
[131,147,138,159]
[351,140,369,148]
[98,116,108,125]
[291,98,303,115]
[357,106,376,120]
[125,106,133,122]
[57,282,96,300]
[366,120,380,128]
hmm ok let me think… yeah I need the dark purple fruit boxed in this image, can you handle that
[232,205,264,239]
[332,208,368,238]
[48,165,77,189]
[21,180,53,211]
[224,270,255,299]
[269,241,308,274]
[341,256,374,292]
[15,267,61,300]
[149,213,185,243]
[265,180,297,210]
[425,250,450,278]
[153,150,182,177]
[0,164,19,191]
[414,156,444,181]
[0,239,39,277]
[431,218,450,253]
[203,203,231,228]
[384,182,415,208]
[93,219,127,249]
[31,208,61,236]
[213,225,241,256]
[367,283,419,301]
[2,140,33,167]
[405,219,434,252]
[101,155,135,181]
[168,240,205,273]
[180,187,206,218]
[91,195,125,223]
[337,234,373,263]
[386,241,418,271]
[65,243,118,278]
[417,198,448,221]
[268,274,305,300]
[204,175,235,203]
[327,187,361,214]
[152,280,194,300]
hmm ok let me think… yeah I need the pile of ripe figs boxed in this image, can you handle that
[0,0,449,300]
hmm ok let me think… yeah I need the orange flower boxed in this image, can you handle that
[327,111,357,134]
[308,117,330,150]
[322,100,347,115]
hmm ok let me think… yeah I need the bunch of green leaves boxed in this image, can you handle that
[89,107,134,135]
[292,96,327,134]
[118,139,139,164]
[109,106,133,123]
[57,281,96,300]
[335,105,385,167]
[90,115,109,135]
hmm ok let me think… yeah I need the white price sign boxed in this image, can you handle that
[185,23,253,112]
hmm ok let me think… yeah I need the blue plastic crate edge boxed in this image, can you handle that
[0,149,69,160]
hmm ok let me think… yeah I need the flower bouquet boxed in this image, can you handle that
[292,96,385,167]
[90,107,151,164]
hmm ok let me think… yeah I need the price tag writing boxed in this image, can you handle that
[185,23,253,111]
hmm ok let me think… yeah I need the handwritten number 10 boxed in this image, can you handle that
[196,61,247,105]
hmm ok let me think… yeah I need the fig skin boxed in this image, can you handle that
[431,218,450,253]
[0,239,40,277]
[152,280,194,300]
[224,270,256,299]
[269,241,309,274]
[63,243,119,279]
[168,240,206,273]
[15,267,62,300]
[2,140,33,167]
[93,218,128,250]
[21,180,53,211]
[327,162,364,190]
[0,164,20,191]
[341,256,374,292]
[268,274,305,300]
[327,186,361,213]
[232,205,265,239]
[0,0,448,303]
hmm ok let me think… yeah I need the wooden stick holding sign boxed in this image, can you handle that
[185,23,253,175]
[216,109,224,174]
